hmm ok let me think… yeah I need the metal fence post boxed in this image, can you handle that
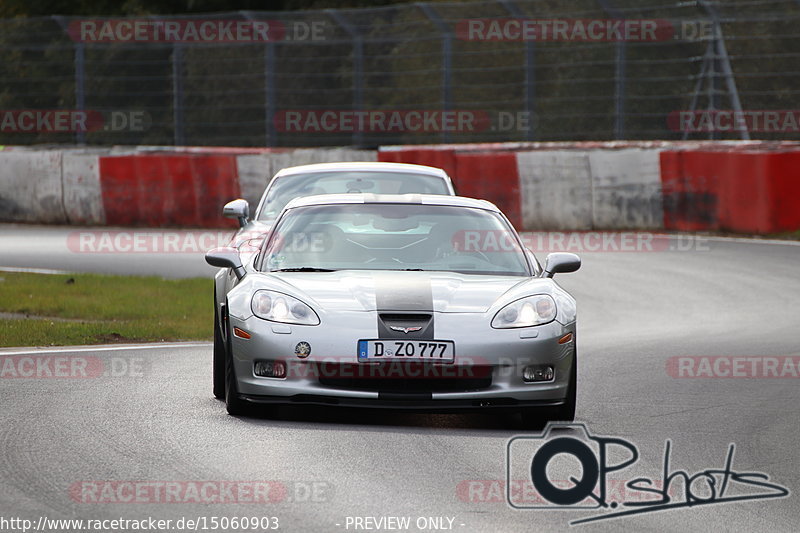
[442,36,452,117]
[699,0,749,140]
[522,42,536,141]
[53,16,87,145]
[614,41,627,139]
[597,1,627,139]
[74,43,86,145]
[327,10,364,146]
[709,48,718,140]
[264,43,277,147]
[419,3,452,144]
[352,37,365,145]
[682,40,713,141]
[242,11,278,147]
[172,44,185,146]
[501,0,536,141]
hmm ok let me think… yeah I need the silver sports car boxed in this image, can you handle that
[207,194,580,427]
[221,161,456,248]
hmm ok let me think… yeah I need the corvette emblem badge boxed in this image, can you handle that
[389,326,423,334]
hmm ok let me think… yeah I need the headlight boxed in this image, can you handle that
[491,295,556,329]
[552,287,577,325]
[251,290,320,325]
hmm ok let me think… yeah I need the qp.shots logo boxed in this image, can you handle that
[505,423,788,525]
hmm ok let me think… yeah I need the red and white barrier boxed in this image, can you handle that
[378,147,522,226]
[378,141,800,234]
[0,146,374,228]
[660,148,800,233]
[99,153,240,227]
[1,142,799,233]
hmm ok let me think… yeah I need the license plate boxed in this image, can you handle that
[357,340,455,362]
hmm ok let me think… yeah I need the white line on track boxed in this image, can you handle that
[0,266,72,275]
[695,235,800,247]
[0,342,211,356]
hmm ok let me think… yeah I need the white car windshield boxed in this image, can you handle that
[259,203,530,276]
[257,171,450,220]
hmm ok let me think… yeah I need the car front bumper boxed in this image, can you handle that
[228,311,575,410]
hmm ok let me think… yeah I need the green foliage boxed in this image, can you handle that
[0,1,798,146]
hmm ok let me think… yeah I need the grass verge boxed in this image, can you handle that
[0,271,212,347]
[767,229,800,241]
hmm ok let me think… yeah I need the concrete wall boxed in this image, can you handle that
[0,150,65,223]
[517,150,593,231]
[587,148,663,230]
[2,142,799,233]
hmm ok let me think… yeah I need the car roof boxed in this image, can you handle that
[283,193,499,212]
[274,161,449,179]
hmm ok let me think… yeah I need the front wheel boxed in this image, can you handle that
[520,355,577,430]
[224,318,251,416]
[212,298,226,399]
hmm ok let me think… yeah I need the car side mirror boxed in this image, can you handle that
[205,247,246,280]
[542,252,581,278]
[223,199,250,228]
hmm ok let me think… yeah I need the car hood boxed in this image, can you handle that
[258,270,549,313]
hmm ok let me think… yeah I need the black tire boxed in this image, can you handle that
[224,314,250,416]
[520,353,577,430]
[212,298,226,399]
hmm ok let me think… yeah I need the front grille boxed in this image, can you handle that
[378,313,433,339]
[317,362,493,393]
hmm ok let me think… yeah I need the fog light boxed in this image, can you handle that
[254,360,287,379]
[523,365,554,382]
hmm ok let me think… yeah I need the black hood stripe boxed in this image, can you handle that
[374,274,433,312]
[374,273,434,339]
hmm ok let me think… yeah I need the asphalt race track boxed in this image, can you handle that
[2,228,799,531]
[0,224,225,278]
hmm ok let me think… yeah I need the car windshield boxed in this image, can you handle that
[256,171,450,220]
[259,203,530,276]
